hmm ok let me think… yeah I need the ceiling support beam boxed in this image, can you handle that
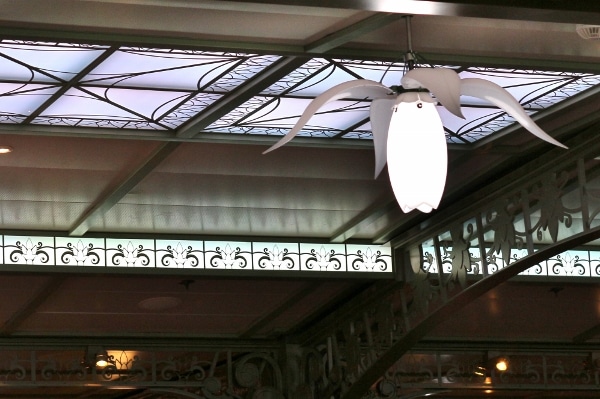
[573,323,600,344]
[21,46,119,124]
[343,226,600,399]
[304,13,403,53]
[177,12,401,139]
[223,0,600,24]
[0,276,65,336]
[330,191,397,243]
[176,56,308,138]
[240,282,320,338]
[69,142,181,236]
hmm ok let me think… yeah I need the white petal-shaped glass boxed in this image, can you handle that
[370,97,396,178]
[401,68,464,118]
[262,67,567,214]
[387,98,447,213]
[264,79,390,153]
[460,78,567,148]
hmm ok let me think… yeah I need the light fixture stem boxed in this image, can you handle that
[405,15,413,54]
[403,15,415,70]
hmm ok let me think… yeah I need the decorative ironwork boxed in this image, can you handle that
[378,349,600,396]
[281,129,600,399]
[0,346,286,399]
[60,240,101,266]
[257,245,295,269]
[0,40,598,143]
[209,244,249,269]
[0,236,392,274]
[111,242,152,267]
[7,238,51,265]
[161,242,201,268]
[351,247,389,271]
[305,246,343,271]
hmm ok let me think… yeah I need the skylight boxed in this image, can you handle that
[0,40,598,144]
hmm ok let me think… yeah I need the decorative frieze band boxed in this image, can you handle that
[422,246,600,278]
[0,236,393,273]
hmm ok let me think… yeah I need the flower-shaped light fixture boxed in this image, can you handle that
[264,20,567,213]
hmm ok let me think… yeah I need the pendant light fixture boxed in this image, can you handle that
[264,16,567,213]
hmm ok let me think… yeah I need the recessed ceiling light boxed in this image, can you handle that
[0,146,13,154]
[138,296,181,311]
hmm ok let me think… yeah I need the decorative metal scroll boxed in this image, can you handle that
[284,128,600,399]
[0,346,285,399]
[422,245,600,278]
[0,237,392,274]
[0,40,599,144]
[378,349,600,395]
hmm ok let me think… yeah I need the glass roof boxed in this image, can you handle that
[0,40,598,144]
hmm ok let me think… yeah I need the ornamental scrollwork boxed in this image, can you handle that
[445,362,478,384]
[306,246,342,270]
[10,238,50,264]
[551,253,586,276]
[286,344,344,399]
[258,245,295,269]
[0,358,27,381]
[531,171,573,243]
[387,354,434,386]
[410,248,437,314]
[61,240,100,266]
[444,223,477,287]
[210,244,247,269]
[547,358,592,385]
[487,198,523,266]
[111,241,150,267]
[351,248,388,271]
[162,242,200,268]
[233,353,285,399]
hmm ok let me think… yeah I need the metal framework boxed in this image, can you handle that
[0,40,598,144]
[1,124,600,398]
[0,342,597,398]
[282,122,600,399]
[0,21,599,398]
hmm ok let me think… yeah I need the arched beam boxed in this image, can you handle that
[343,226,600,399]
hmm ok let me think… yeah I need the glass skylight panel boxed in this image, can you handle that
[204,54,281,92]
[81,49,244,90]
[287,65,361,97]
[459,69,581,108]
[84,86,193,120]
[33,87,168,129]
[0,39,597,143]
[241,97,369,130]
[0,41,282,130]
[338,60,406,88]
[437,106,505,134]
[261,58,331,96]
[213,57,600,143]
[160,93,223,129]
[0,41,108,82]
[0,84,60,119]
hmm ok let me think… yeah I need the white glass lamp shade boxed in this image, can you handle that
[386,97,447,213]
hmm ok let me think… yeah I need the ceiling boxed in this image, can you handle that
[0,1,599,398]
